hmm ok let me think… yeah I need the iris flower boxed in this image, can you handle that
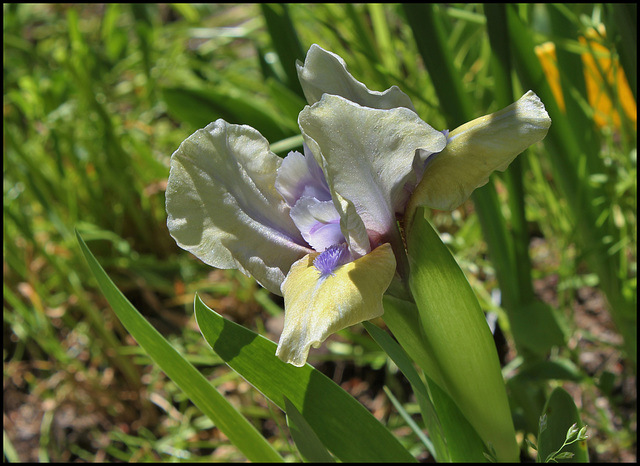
[166,44,551,367]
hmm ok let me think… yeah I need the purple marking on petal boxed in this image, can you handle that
[275,144,331,207]
[289,197,345,252]
[308,218,340,236]
[313,243,350,277]
[307,222,345,252]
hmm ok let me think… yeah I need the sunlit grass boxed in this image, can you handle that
[4,3,635,462]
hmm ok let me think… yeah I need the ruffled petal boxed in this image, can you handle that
[166,120,313,295]
[296,44,417,112]
[275,144,331,207]
[276,243,396,367]
[289,197,344,252]
[407,91,551,214]
[330,190,372,258]
[299,94,447,244]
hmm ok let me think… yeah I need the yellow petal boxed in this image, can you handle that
[406,91,551,218]
[276,243,396,366]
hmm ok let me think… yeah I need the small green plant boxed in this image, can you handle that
[532,416,590,463]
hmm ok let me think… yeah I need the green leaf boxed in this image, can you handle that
[363,321,447,461]
[401,3,474,126]
[367,316,489,462]
[194,295,417,463]
[260,3,305,98]
[509,300,566,355]
[424,373,489,462]
[513,359,584,383]
[382,386,436,456]
[161,86,290,142]
[507,375,547,435]
[284,397,335,463]
[605,4,636,100]
[405,208,519,462]
[537,387,589,462]
[382,295,445,388]
[75,231,283,463]
[484,3,539,312]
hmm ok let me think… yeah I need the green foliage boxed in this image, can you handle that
[405,209,518,461]
[76,232,283,462]
[284,397,336,462]
[194,296,416,463]
[4,3,635,462]
[536,388,590,462]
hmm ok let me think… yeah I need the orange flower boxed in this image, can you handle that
[535,27,636,129]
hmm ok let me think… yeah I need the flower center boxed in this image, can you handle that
[313,243,350,277]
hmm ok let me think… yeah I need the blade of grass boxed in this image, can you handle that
[548,5,601,176]
[260,3,305,98]
[363,321,447,461]
[161,86,291,141]
[75,230,284,463]
[367,4,398,74]
[484,3,534,303]
[604,4,636,101]
[382,386,436,458]
[401,3,474,126]
[506,4,636,366]
[3,430,20,463]
[3,194,142,387]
